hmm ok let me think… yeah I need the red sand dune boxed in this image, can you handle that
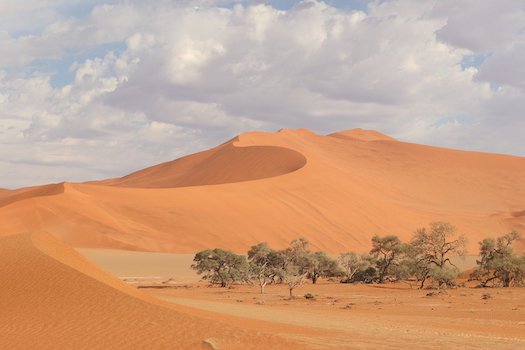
[0,128,524,253]
[96,138,306,188]
[0,232,304,349]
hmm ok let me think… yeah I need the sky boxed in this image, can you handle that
[1,0,524,189]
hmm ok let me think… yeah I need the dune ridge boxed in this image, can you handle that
[0,232,305,349]
[0,183,65,208]
[97,139,306,188]
[0,128,523,253]
[328,128,397,141]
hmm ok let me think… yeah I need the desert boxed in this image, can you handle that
[1,128,524,349]
[2,1,525,349]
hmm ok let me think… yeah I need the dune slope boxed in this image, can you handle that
[98,139,306,188]
[0,128,523,253]
[0,232,304,349]
[0,183,64,208]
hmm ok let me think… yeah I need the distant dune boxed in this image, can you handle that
[0,128,523,253]
[328,128,397,141]
[0,232,304,349]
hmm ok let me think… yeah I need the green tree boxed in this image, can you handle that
[191,248,248,287]
[475,231,525,287]
[370,235,407,283]
[302,251,342,284]
[409,222,467,288]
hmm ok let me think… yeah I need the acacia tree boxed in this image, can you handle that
[475,231,525,287]
[339,252,371,282]
[370,235,407,283]
[191,248,248,287]
[409,222,467,288]
[302,251,342,284]
[247,242,275,294]
[279,238,310,297]
[281,262,307,298]
[289,237,310,255]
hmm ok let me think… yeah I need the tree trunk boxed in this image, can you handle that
[289,287,293,298]
[260,282,266,294]
[312,274,318,284]
[503,275,511,287]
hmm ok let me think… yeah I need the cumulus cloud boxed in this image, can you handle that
[0,0,524,188]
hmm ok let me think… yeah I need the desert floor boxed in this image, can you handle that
[148,283,525,350]
[79,249,525,350]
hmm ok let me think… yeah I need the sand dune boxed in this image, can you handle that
[0,183,64,208]
[0,128,523,253]
[98,139,306,188]
[0,232,305,349]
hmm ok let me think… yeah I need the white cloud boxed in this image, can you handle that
[0,0,524,188]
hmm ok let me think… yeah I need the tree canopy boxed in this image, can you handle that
[475,231,525,287]
[409,222,467,288]
[370,235,407,283]
[191,248,248,287]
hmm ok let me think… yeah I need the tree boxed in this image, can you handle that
[289,237,310,255]
[278,238,310,297]
[339,252,371,282]
[475,231,525,287]
[370,235,407,283]
[281,261,307,298]
[247,242,275,294]
[191,248,248,287]
[409,222,467,288]
[302,251,342,284]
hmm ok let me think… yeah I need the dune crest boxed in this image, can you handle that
[328,128,397,141]
[0,183,65,208]
[98,140,306,188]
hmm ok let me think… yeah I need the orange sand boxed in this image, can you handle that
[0,233,306,349]
[147,281,525,349]
[0,128,523,253]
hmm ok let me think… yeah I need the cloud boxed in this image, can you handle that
[0,0,524,188]
[433,0,525,54]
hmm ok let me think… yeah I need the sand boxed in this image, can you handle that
[0,232,307,349]
[96,141,307,188]
[77,248,199,283]
[0,128,523,254]
[147,281,525,350]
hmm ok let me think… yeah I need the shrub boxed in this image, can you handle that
[304,293,315,299]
